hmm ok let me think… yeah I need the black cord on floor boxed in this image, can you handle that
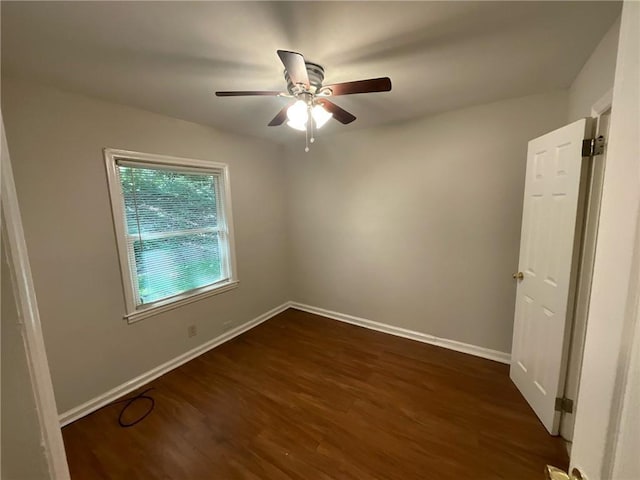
[95,387,155,428]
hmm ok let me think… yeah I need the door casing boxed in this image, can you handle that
[560,98,612,443]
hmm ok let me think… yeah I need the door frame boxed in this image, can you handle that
[559,90,613,443]
[1,112,71,479]
[571,3,640,475]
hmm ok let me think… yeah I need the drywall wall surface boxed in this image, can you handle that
[1,237,50,480]
[1,78,289,413]
[568,17,620,121]
[613,309,640,479]
[571,2,639,478]
[286,91,568,353]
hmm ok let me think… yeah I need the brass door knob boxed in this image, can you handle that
[545,465,584,480]
[513,272,524,280]
[545,466,570,480]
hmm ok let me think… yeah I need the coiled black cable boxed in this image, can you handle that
[95,387,155,427]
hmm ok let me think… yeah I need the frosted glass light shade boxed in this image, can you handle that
[286,120,307,131]
[312,104,333,128]
[286,100,308,130]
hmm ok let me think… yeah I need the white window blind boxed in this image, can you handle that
[105,149,237,322]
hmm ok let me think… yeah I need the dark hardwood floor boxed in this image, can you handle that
[62,309,568,479]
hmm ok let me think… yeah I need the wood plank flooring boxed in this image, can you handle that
[62,309,568,479]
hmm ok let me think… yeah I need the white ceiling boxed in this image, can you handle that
[2,1,621,142]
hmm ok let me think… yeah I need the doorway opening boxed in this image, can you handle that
[509,95,613,439]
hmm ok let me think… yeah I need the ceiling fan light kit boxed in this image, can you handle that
[215,50,392,152]
[286,100,309,131]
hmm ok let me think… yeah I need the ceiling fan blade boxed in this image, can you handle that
[277,50,310,88]
[215,91,282,97]
[322,77,392,96]
[316,99,356,125]
[268,105,290,126]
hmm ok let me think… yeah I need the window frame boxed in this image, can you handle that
[104,148,239,323]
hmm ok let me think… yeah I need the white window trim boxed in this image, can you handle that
[104,148,239,324]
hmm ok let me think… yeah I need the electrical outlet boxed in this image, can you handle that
[187,325,197,337]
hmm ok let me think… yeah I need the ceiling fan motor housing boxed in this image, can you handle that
[286,62,325,95]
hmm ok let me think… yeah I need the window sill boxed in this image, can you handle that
[124,280,239,324]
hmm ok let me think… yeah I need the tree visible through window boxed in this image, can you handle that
[105,149,237,321]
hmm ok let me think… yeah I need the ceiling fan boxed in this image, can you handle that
[216,50,392,151]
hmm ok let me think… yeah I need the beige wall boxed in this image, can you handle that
[568,17,620,122]
[1,78,290,413]
[571,2,639,477]
[286,91,569,353]
[561,15,621,441]
[2,16,617,417]
[1,235,50,479]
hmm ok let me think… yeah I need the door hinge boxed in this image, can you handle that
[555,396,574,413]
[582,135,605,157]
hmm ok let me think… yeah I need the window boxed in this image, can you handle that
[105,149,238,323]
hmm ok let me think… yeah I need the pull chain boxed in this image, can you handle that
[305,121,309,152]
[310,105,315,145]
[304,104,312,152]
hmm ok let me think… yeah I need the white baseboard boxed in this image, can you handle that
[61,300,510,426]
[59,302,291,426]
[289,302,511,364]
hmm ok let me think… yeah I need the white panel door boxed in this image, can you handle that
[510,118,592,434]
